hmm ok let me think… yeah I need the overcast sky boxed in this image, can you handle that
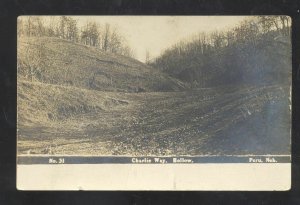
[73,16,247,62]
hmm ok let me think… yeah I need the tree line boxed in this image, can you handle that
[151,16,291,87]
[17,16,135,58]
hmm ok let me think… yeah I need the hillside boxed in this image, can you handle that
[17,36,291,156]
[17,37,186,92]
[18,80,290,155]
[152,17,291,88]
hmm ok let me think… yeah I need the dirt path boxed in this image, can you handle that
[17,85,290,156]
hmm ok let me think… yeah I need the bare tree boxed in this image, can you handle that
[18,16,135,58]
[81,21,100,46]
[109,28,122,53]
[152,16,291,87]
[59,16,68,39]
[102,23,110,51]
[145,49,150,64]
[66,17,79,42]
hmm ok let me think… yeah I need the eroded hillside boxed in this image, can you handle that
[18,37,186,92]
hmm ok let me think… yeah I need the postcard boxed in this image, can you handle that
[17,16,291,190]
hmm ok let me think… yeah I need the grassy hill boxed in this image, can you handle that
[17,37,186,92]
[17,37,291,156]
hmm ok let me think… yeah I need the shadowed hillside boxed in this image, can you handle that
[152,17,291,88]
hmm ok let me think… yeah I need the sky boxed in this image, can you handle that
[73,16,247,62]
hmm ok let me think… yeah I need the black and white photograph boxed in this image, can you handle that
[16,16,292,190]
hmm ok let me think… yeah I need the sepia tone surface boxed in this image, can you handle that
[17,16,291,156]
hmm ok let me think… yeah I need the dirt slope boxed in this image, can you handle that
[17,37,186,92]
[18,80,290,156]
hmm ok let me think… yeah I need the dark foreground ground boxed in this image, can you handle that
[17,82,291,156]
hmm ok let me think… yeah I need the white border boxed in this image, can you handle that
[17,163,291,191]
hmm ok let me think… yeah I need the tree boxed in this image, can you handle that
[47,16,58,37]
[66,17,79,42]
[152,16,291,87]
[256,16,291,36]
[102,23,110,51]
[22,16,45,37]
[18,16,135,58]
[109,28,122,53]
[81,21,100,46]
[279,16,291,36]
[59,16,68,39]
[145,49,150,64]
